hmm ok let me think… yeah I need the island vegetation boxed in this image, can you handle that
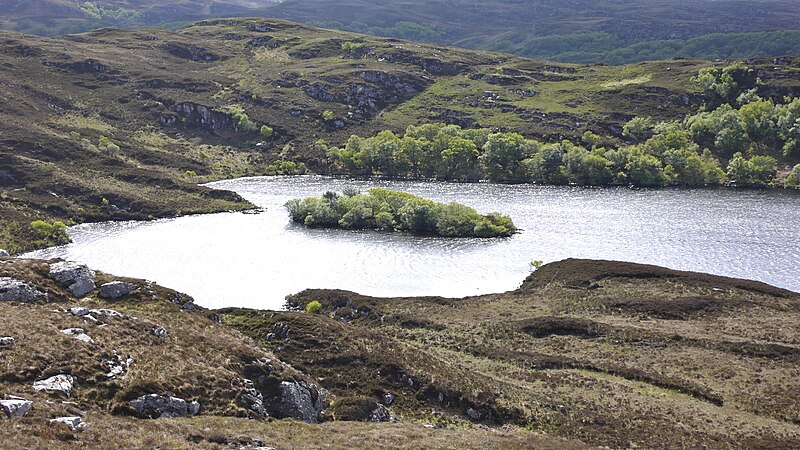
[285,188,516,237]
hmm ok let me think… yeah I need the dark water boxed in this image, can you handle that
[26,176,800,309]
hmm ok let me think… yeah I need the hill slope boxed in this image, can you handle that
[1,18,800,254]
[2,0,800,63]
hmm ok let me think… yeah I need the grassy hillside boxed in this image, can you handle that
[2,256,798,448]
[1,18,799,254]
[3,0,800,64]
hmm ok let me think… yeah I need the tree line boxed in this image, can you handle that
[322,64,800,188]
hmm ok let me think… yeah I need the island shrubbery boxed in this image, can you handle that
[285,188,516,237]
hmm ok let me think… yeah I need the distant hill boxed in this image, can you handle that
[1,0,799,64]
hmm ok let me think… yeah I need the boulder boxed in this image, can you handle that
[0,398,32,419]
[0,336,14,348]
[267,380,325,423]
[0,277,44,302]
[369,404,393,422]
[237,388,268,418]
[98,281,138,299]
[33,374,74,397]
[152,326,169,338]
[69,306,90,316]
[0,249,9,257]
[61,328,94,344]
[382,393,396,406]
[48,261,96,298]
[49,416,89,431]
[129,394,200,419]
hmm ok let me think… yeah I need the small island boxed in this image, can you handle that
[285,188,516,237]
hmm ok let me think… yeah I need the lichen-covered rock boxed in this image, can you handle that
[33,374,74,397]
[267,380,325,423]
[61,328,94,344]
[0,398,32,419]
[49,416,89,431]
[0,277,44,302]
[129,394,200,419]
[49,261,96,298]
[98,281,138,299]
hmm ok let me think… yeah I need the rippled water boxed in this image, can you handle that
[26,176,800,309]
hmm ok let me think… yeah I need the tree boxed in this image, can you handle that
[479,132,531,182]
[440,137,479,181]
[622,117,654,142]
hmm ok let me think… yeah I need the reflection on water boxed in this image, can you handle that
[26,176,800,309]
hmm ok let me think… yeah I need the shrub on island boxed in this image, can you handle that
[285,188,516,238]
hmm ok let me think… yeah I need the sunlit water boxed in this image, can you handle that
[25,176,800,309]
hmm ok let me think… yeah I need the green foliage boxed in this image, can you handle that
[695,62,759,110]
[260,125,274,138]
[30,220,70,247]
[726,152,777,187]
[285,188,516,238]
[220,105,259,133]
[322,110,336,121]
[79,2,141,22]
[622,117,654,142]
[98,135,121,154]
[785,164,800,188]
[185,170,197,177]
[305,300,323,314]
[265,160,308,176]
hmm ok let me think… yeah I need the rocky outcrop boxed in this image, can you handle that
[61,328,94,344]
[33,374,74,397]
[266,322,290,341]
[163,102,239,136]
[104,352,133,380]
[163,43,220,62]
[0,277,44,302]
[49,261,96,298]
[237,383,268,419]
[99,281,138,300]
[50,416,89,431]
[129,394,200,419]
[0,397,32,419]
[266,380,325,423]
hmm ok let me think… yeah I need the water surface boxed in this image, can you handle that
[27,176,800,309]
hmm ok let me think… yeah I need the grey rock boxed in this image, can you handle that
[466,407,481,421]
[0,249,9,257]
[152,326,169,338]
[61,328,94,344]
[49,416,88,431]
[49,262,96,298]
[90,308,130,320]
[237,388,268,418]
[68,277,96,298]
[266,322,290,341]
[0,336,14,348]
[69,306,90,316]
[0,399,32,419]
[129,394,200,419]
[369,404,392,422]
[382,393,395,405]
[33,374,74,397]
[105,353,133,380]
[0,277,44,302]
[98,281,138,299]
[268,380,324,423]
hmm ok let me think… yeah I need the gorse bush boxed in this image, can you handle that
[285,188,516,238]
[305,300,323,314]
[30,220,70,247]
